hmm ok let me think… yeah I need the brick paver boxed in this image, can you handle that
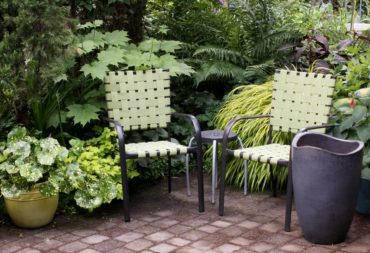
[0,175,369,253]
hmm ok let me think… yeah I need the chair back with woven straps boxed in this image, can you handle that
[270,70,336,133]
[104,69,171,131]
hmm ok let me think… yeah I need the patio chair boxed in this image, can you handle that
[104,69,204,222]
[218,70,336,232]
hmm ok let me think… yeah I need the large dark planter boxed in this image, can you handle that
[292,132,363,245]
[356,178,370,215]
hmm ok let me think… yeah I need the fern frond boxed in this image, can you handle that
[194,46,251,66]
[194,61,246,85]
[244,60,276,83]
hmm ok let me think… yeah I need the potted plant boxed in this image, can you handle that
[0,127,79,228]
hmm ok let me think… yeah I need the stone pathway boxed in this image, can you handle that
[0,175,369,253]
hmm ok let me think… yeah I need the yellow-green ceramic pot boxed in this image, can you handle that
[4,189,58,228]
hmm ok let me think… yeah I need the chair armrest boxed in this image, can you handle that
[172,112,202,146]
[222,115,271,149]
[298,124,339,133]
[102,117,126,158]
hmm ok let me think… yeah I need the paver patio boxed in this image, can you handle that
[0,174,369,253]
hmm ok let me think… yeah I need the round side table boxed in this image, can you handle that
[185,130,248,204]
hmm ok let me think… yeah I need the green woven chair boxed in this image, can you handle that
[218,70,336,231]
[104,69,204,222]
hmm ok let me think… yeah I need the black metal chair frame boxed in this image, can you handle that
[105,112,205,222]
[218,114,336,232]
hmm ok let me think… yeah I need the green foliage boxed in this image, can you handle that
[66,104,100,126]
[147,0,231,45]
[0,1,75,131]
[77,23,194,80]
[291,3,348,44]
[67,128,139,210]
[213,81,293,192]
[332,44,370,179]
[190,0,300,85]
[0,127,81,198]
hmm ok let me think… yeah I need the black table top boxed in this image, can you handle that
[200,130,238,143]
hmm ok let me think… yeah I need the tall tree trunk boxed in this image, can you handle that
[125,0,147,43]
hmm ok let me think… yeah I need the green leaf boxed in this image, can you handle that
[78,40,97,54]
[39,182,58,197]
[138,39,161,52]
[66,104,100,126]
[99,179,117,203]
[47,110,67,128]
[1,183,24,198]
[19,163,43,182]
[7,127,27,143]
[0,162,18,174]
[339,116,354,132]
[74,190,103,209]
[5,141,31,161]
[36,137,63,165]
[124,50,151,67]
[65,163,86,187]
[165,61,194,76]
[83,31,106,48]
[97,47,126,66]
[356,124,370,143]
[54,74,68,83]
[159,40,182,53]
[352,105,367,123]
[81,61,109,80]
[104,31,129,46]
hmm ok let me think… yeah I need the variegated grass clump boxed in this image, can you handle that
[211,81,293,192]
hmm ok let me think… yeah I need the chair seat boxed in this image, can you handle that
[125,141,189,158]
[233,144,290,165]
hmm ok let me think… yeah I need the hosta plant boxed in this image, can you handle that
[0,127,83,198]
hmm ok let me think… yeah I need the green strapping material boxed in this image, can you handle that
[125,141,188,158]
[234,144,290,165]
[104,69,171,131]
[270,70,335,133]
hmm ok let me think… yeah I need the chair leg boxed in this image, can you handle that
[244,161,248,195]
[219,150,229,216]
[237,137,248,195]
[185,137,195,196]
[121,159,130,222]
[211,140,218,204]
[269,164,277,197]
[285,161,293,232]
[168,154,172,193]
[195,148,205,212]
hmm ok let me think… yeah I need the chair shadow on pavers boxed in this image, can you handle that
[104,69,205,222]
[217,70,336,232]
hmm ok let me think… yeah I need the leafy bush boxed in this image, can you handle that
[67,128,139,210]
[332,43,370,180]
[0,127,81,198]
[213,81,292,191]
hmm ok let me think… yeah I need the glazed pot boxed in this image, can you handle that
[4,188,58,228]
[292,132,363,244]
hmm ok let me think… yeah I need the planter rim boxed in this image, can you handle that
[4,190,58,202]
[292,132,364,156]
